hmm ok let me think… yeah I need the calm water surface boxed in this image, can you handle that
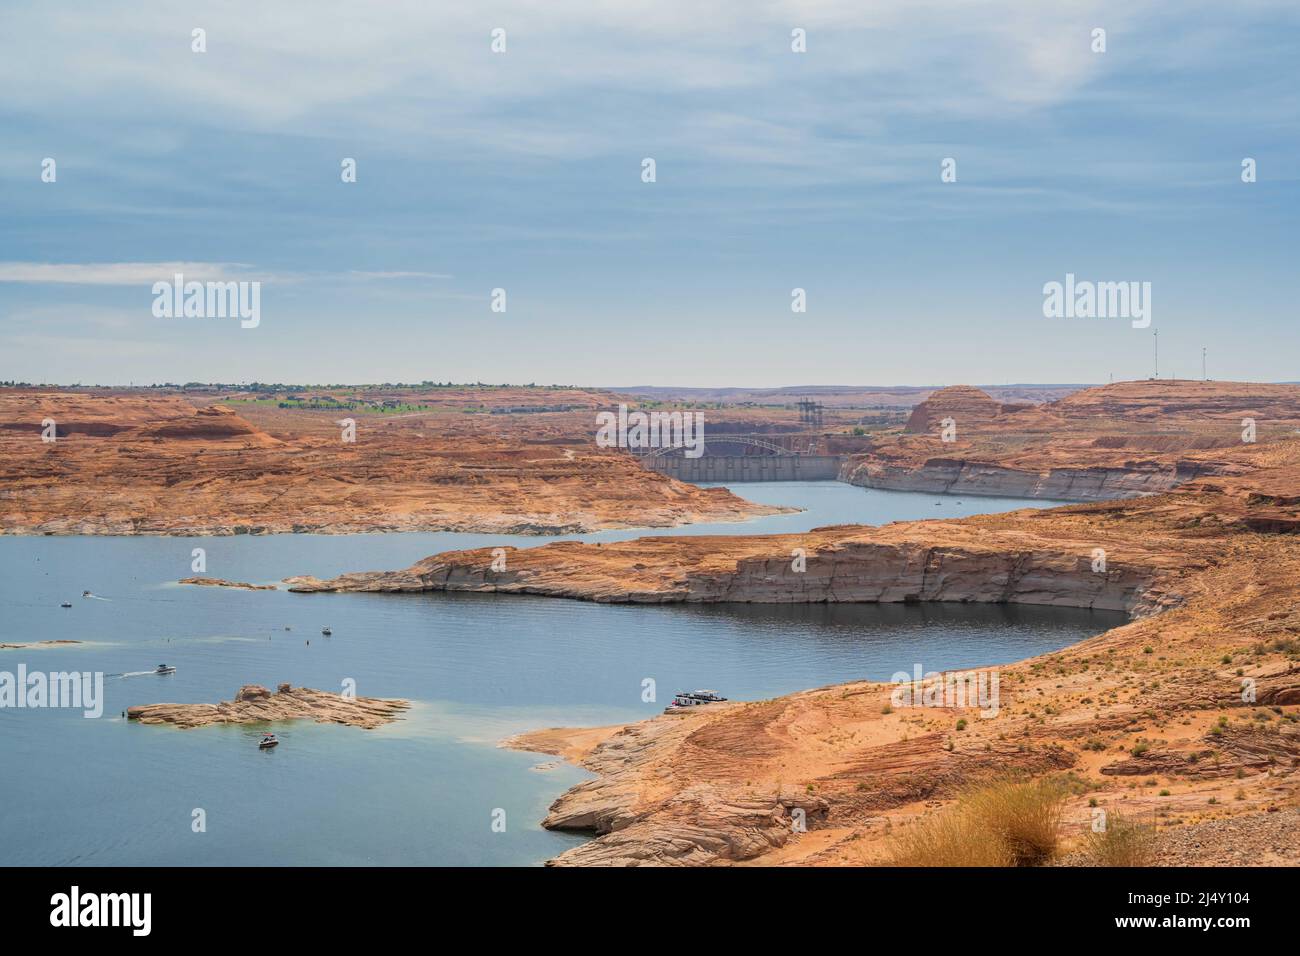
[0,482,1119,865]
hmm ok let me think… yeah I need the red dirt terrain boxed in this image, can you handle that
[0,387,783,535]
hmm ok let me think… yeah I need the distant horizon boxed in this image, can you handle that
[7,377,1300,392]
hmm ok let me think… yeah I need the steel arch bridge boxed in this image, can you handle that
[634,435,796,459]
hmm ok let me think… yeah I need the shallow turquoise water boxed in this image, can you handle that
[0,482,1119,865]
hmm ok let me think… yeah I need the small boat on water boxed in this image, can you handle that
[82,590,93,598]
[259,733,279,750]
[60,602,72,608]
[154,664,176,675]
[321,627,332,636]
[664,689,728,713]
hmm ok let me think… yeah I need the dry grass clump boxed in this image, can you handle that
[1079,813,1158,866]
[889,777,1067,867]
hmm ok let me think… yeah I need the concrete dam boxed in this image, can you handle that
[635,435,846,482]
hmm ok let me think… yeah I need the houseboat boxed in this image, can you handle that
[664,689,728,713]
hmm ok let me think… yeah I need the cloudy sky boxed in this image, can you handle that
[1,1,1296,387]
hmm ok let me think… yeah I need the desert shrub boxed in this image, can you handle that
[889,777,1067,867]
[888,804,1014,867]
[1080,813,1157,866]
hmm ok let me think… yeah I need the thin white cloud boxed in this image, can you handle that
[0,0,1240,163]
[0,263,451,285]
[0,262,259,285]
[345,271,452,280]
[0,0,1291,203]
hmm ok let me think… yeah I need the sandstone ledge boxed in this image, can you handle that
[127,683,408,729]
[508,709,832,866]
[287,449,1300,616]
[180,577,277,591]
[841,458,1195,501]
[285,512,1189,614]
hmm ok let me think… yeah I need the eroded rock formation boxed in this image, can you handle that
[126,683,408,729]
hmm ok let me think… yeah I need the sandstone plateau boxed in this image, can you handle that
[126,683,408,729]
[0,388,785,535]
[843,380,1300,500]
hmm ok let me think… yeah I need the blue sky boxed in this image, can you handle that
[1,1,1296,387]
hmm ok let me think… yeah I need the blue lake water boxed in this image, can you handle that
[0,482,1120,866]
